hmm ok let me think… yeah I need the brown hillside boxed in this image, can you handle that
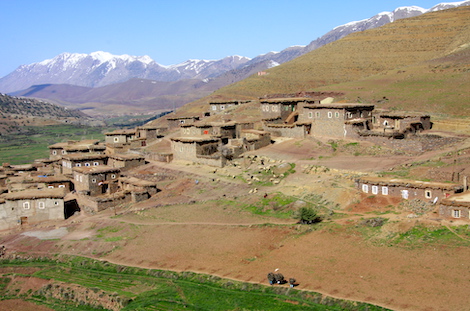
[199,6,470,117]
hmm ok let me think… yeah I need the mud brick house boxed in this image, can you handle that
[166,115,200,130]
[135,125,167,141]
[171,136,225,167]
[300,103,375,139]
[372,113,432,138]
[48,140,106,160]
[239,130,272,151]
[439,191,470,220]
[180,123,213,137]
[209,100,250,114]
[61,154,108,176]
[73,166,120,197]
[104,129,138,153]
[119,176,159,198]
[356,176,464,203]
[260,97,316,124]
[0,188,67,231]
[6,175,73,193]
[108,154,146,171]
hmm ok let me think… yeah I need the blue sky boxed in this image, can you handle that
[0,0,451,77]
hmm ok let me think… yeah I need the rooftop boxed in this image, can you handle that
[357,176,463,191]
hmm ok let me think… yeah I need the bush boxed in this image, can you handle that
[297,207,321,224]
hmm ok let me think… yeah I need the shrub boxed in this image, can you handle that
[297,207,321,224]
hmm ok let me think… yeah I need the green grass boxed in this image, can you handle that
[0,124,111,165]
[0,256,391,311]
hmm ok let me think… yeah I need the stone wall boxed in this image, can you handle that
[263,124,306,138]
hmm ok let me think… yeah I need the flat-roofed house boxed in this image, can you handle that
[48,140,105,160]
[209,100,250,114]
[108,154,145,171]
[260,97,316,124]
[166,116,200,130]
[61,153,108,176]
[439,191,470,220]
[171,136,224,166]
[6,175,73,193]
[372,113,432,138]
[356,176,463,203]
[73,166,120,196]
[300,103,375,139]
[0,188,66,230]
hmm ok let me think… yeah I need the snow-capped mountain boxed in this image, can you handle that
[0,1,468,94]
[0,52,250,93]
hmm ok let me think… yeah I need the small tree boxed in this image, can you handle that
[297,207,320,224]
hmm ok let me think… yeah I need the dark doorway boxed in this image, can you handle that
[64,199,81,219]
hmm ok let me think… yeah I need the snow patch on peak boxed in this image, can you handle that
[90,51,115,63]
[267,60,280,68]
[394,5,427,13]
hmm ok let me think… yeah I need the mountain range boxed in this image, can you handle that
[1,0,469,117]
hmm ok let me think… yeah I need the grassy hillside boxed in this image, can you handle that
[178,6,470,118]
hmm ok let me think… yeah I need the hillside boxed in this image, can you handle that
[177,6,470,118]
[0,93,102,135]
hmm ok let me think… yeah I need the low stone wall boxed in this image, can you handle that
[263,124,306,138]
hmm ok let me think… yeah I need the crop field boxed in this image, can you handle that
[0,124,110,165]
[0,257,390,311]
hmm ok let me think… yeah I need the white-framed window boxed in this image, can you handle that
[75,175,79,181]
[401,190,409,199]
[308,112,313,119]
[58,185,65,188]
[452,209,461,218]
[382,187,388,195]
[38,202,45,209]
[272,106,276,112]
[362,184,369,193]
[54,201,59,206]
[180,120,185,124]
[335,112,340,118]
[315,112,320,118]
[425,190,432,199]
[211,105,216,111]
[372,185,378,195]
[94,162,99,166]
[76,163,81,167]
[347,112,353,118]
[92,178,96,183]
[114,137,119,142]
[62,160,66,167]
[79,175,83,182]
[220,105,225,110]
[23,202,30,209]
[111,174,116,179]
[328,111,333,118]
[52,150,57,155]
[48,185,54,189]
[61,150,66,154]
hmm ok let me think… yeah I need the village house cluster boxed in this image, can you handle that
[0,92,469,231]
